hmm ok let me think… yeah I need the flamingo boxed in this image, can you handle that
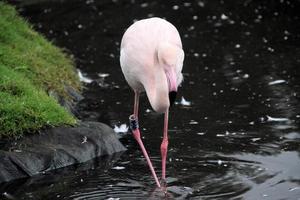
[120,17,184,188]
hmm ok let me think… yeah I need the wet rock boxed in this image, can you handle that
[0,121,126,184]
[48,85,84,116]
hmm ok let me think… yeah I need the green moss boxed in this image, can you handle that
[0,2,80,137]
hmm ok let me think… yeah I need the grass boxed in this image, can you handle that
[0,2,81,138]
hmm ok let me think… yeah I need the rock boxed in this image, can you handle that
[0,121,126,184]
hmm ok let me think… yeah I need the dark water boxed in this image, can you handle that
[2,0,300,199]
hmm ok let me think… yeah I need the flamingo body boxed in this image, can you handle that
[119,17,184,188]
[120,17,184,113]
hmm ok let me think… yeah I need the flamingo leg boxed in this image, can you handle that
[161,109,169,183]
[130,91,161,188]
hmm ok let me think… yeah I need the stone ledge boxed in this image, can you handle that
[0,121,126,184]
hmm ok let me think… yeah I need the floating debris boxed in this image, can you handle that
[268,79,286,85]
[251,137,261,142]
[112,166,125,170]
[145,109,151,113]
[77,69,93,83]
[221,14,228,20]
[217,160,223,165]
[172,5,179,10]
[2,192,15,200]
[266,115,289,122]
[243,74,250,78]
[113,124,129,133]
[197,132,205,136]
[198,1,205,7]
[81,136,87,144]
[189,120,198,125]
[180,96,191,106]
[97,73,110,78]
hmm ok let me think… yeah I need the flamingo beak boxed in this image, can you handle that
[169,91,177,107]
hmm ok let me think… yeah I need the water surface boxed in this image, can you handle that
[1,0,300,199]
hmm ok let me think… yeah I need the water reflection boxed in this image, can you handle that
[3,0,300,199]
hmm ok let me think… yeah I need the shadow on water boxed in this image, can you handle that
[2,0,300,199]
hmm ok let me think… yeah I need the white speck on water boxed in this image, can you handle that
[197,132,205,136]
[262,37,268,43]
[193,15,198,20]
[140,2,148,7]
[97,73,110,78]
[202,53,207,57]
[77,69,93,83]
[235,44,241,48]
[268,79,286,85]
[145,109,151,113]
[262,194,268,197]
[217,160,223,165]
[112,166,125,170]
[14,149,22,153]
[251,137,261,142]
[184,2,191,7]
[80,178,84,182]
[113,124,128,133]
[63,31,69,36]
[81,136,87,144]
[267,47,275,52]
[266,115,289,122]
[249,121,255,125]
[198,1,205,7]
[188,26,195,31]
[284,36,288,40]
[172,5,179,10]
[284,30,290,35]
[107,198,120,200]
[216,134,225,137]
[221,14,228,20]
[243,74,250,78]
[77,24,83,29]
[189,120,198,125]
[193,53,199,57]
[3,192,15,199]
[86,0,94,4]
[180,96,191,106]
[225,131,230,135]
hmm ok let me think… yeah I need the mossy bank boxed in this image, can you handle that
[0,2,81,138]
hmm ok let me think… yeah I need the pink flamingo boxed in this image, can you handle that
[120,17,184,188]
